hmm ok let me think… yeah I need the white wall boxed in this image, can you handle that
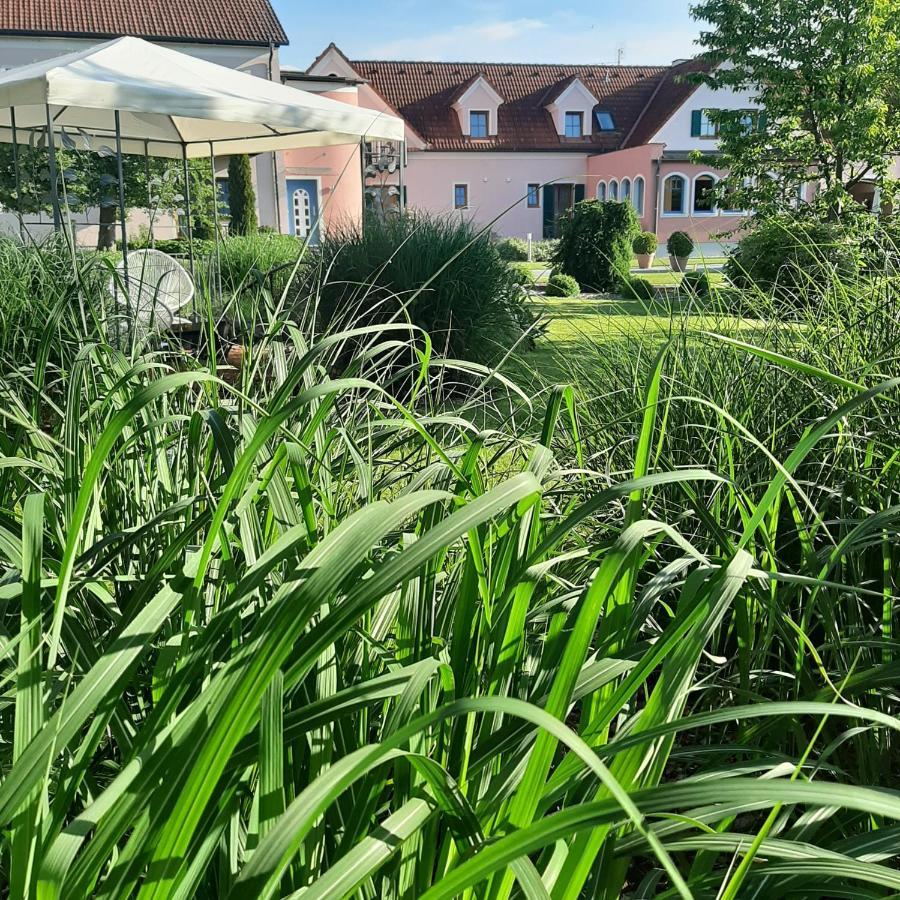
[650,81,760,152]
[405,151,588,237]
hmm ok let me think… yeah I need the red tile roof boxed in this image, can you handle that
[0,0,288,46]
[347,59,670,152]
[622,58,711,148]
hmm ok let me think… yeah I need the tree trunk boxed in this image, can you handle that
[97,204,117,251]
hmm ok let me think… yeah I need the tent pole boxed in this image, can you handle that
[181,144,196,299]
[44,104,62,233]
[209,141,222,299]
[144,140,155,248]
[10,107,26,243]
[359,137,366,234]
[398,140,405,216]
[114,110,132,347]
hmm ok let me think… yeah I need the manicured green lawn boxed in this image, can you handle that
[513,295,768,383]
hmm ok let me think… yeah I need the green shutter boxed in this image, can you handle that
[574,184,586,205]
[691,109,703,137]
[543,186,556,239]
[757,111,768,132]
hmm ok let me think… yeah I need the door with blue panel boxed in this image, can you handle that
[286,179,320,243]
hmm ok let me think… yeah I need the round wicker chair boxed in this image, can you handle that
[111,249,195,340]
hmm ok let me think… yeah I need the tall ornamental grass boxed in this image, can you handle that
[0,235,898,899]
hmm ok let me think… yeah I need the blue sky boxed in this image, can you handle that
[272,1,702,70]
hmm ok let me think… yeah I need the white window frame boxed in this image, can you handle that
[692,172,719,217]
[564,111,584,138]
[453,182,470,210]
[662,172,688,217]
[609,179,619,201]
[699,110,719,139]
[291,187,313,238]
[469,110,490,139]
[596,181,607,201]
[621,178,632,202]
[632,176,645,216]
[526,183,541,208]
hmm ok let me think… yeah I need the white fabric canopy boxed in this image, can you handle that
[0,37,404,158]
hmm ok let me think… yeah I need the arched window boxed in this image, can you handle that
[292,188,312,238]
[622,178,631,202]
[609,179,619,201]
[633,176,645,216]
[596,181,607,201]
[663,174,686,215]
[693,174,718,215]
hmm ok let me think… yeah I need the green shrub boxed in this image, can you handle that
[227,154,258,236]
[681,270,713,298]
[633,231,658,255]
[621,276,656,301]
[553,200,640,292]
[667,230,695,258]
[217,233,303,294]
[725,216,862,301]
[311,213,532,365]
[495,236,558,262]
[495,237,529,261]
[119,236,216,257]
[510,263,536,287]
[546,272,581,297]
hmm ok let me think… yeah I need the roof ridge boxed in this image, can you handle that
[350,59,674,72]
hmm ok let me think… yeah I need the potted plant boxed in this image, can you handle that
[667,231,695,272]
[633,231,658,269]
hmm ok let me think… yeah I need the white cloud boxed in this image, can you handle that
[364,18,548,60]
[359,14,698,66]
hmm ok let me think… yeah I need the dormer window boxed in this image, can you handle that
[470,111,489,139]
[564,112,584,138]
[595,111,616,131]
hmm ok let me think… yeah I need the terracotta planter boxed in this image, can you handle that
[669,254,690,273]
[226,344,245,369]
[636,252,656,269]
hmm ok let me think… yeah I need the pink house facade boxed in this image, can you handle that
[286,46,764,251]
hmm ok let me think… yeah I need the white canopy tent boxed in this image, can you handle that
[0,36,405,158]
[0,36,405,302]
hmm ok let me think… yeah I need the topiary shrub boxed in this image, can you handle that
[632,232,658,256]
[724,216,862,302]
[667,231,695,258]
[681,270,712,298]
[310,213,532,366]
[495,237,559,262]
[553,200,640,292]
[545,272,581,297]
[621,276,656,301]
[228,154,258,237]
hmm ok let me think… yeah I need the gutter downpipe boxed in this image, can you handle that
[652,155,662,236]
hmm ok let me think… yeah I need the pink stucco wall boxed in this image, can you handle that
[587,146,744,247]
[282,87,363,236]
[403,151,589,238]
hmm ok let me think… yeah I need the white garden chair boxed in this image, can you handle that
[111,249,195,340]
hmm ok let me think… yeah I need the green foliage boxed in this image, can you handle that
[495,237,558,262]
[691,0,900,218]
[217,233,303,294]
[546,272,581,297]
[621,276,656,300]
[681,270,713,298]
[1,236,900,899]
[510,263,537,287]
[311,213,532,365]
[632,231,658,255]
[553,200,640,292]
[227,154,258,237]
[667,230,695,258]
[120,236,216,257]
[725,216,863,301]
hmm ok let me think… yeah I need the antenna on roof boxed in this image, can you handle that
[616,45,625,66]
